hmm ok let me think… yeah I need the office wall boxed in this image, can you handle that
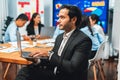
[0,0,8,41]
[109,0,115,8]
[44,0,53,27]
[0,0,117,41]
[118,37,120,80]
[7,0,53,35]
[112,0,120,50]
[0,0,53,40]
[8,0,17,19]
[112,0,120,79]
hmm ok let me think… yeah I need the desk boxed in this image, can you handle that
[0,41,53,80]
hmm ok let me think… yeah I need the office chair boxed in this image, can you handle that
[89,41,108,80]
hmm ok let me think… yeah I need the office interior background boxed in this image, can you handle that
[0,0,120,79]
[0,0,118,56]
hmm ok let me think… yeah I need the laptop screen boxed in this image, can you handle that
[40,27,55,38]
[16,30,32,58]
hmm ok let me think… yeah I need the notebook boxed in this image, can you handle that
[40,27,55,38]
[16,30,33,59]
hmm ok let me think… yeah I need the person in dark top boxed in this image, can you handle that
[26,12,44,39]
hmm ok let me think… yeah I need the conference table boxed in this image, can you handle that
[0,39,53,80]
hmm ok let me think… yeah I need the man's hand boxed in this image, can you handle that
[29,50,49,58]
[22,35,31,41]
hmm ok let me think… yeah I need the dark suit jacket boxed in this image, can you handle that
[26,23,44,36]
[48,28,92,80]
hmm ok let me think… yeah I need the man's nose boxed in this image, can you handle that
[57,18,61,22]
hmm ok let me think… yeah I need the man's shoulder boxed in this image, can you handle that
[78,29,88,36]
[6,22,17,32]
[77,30,92,42]
[8,21,15,27]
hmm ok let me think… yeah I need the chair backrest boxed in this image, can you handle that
[94,41,106,60]
[90,40,108,61]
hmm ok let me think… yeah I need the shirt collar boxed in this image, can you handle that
[63,29,75,38]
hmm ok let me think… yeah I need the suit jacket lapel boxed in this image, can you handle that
[53,34,63,53]
[61,29,79,58]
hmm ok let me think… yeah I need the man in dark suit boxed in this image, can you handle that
[15,5,92,80]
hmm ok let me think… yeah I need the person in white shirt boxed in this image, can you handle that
[3,13,30,80]
[80,15,104,59]
[89,14,105,38]
[4,13,30,42]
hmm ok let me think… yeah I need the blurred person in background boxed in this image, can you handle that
[26,12,44,39]
[89,14,105,38]
[4,13,29,43]
[3,13,29,80]
[80,14,104,59]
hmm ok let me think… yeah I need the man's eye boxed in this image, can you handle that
[61,17,64,19]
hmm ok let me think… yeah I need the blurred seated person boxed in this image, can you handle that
[3,13,29,80]
[26,12,44,39]
[53,25,64,39]
[89,14,105,38]
[4,13,30,43]
[80,15,104,59]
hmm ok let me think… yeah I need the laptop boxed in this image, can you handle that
[16,30,33,59]
[40,27,55,38]
[16,30,48,60]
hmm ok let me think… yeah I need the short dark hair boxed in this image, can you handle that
[60,4,82,28]
[16,13,28,21]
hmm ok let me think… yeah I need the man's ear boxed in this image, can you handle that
[71,17,77,24]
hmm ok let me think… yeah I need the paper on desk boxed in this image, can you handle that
[46,43,54,47]
[0,46,7,50]
[9,42,17,48]
[21,41,35,48]
[21,43,34,48]
[9,41,34,49]
[0,46,18,53]
[37,39,55,44]
[21,41,29,44]
[0,45,33,53]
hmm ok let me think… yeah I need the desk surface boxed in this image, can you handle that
[0,41,53,65]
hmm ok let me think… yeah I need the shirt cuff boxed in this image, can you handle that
[48,51,54,60]
[33,59,41,65]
